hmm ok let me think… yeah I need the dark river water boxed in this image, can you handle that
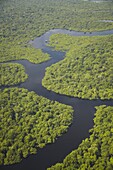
[1,29,113,170]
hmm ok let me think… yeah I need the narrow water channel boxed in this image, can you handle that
[1,29,113,170]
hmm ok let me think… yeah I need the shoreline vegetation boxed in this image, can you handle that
[48,105,113,170]
[0,63,28,86]
[0,47,50,64]
[42,34,113,100]
[0,88,73,165]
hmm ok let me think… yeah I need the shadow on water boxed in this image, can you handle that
[1,29,113,170]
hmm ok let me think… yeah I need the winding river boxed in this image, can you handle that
[1,29,113,170]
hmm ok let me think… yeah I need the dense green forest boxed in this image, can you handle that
[0,0,113,62]
[0,0,113,168]
[0,88,73,165]
[0,63,28,86]
[42,34,113,99]
[0,46,50,64]
[48,105,113,170]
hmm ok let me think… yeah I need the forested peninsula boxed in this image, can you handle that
[48,106,113,170]
[0,63,28,86]
[43,34,113,99]
[0,88,73,165]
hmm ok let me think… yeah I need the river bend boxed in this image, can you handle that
[1,29,113,170]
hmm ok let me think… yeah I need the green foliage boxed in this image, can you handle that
[0,0,113,62]
[48,106,113,170]
[42,34,113,99]
[0,45,50,63]
[0,0,113,168]
[0,63,28,86]
[0,88,73,165]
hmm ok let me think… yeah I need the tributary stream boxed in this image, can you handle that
[1,29,113,170]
